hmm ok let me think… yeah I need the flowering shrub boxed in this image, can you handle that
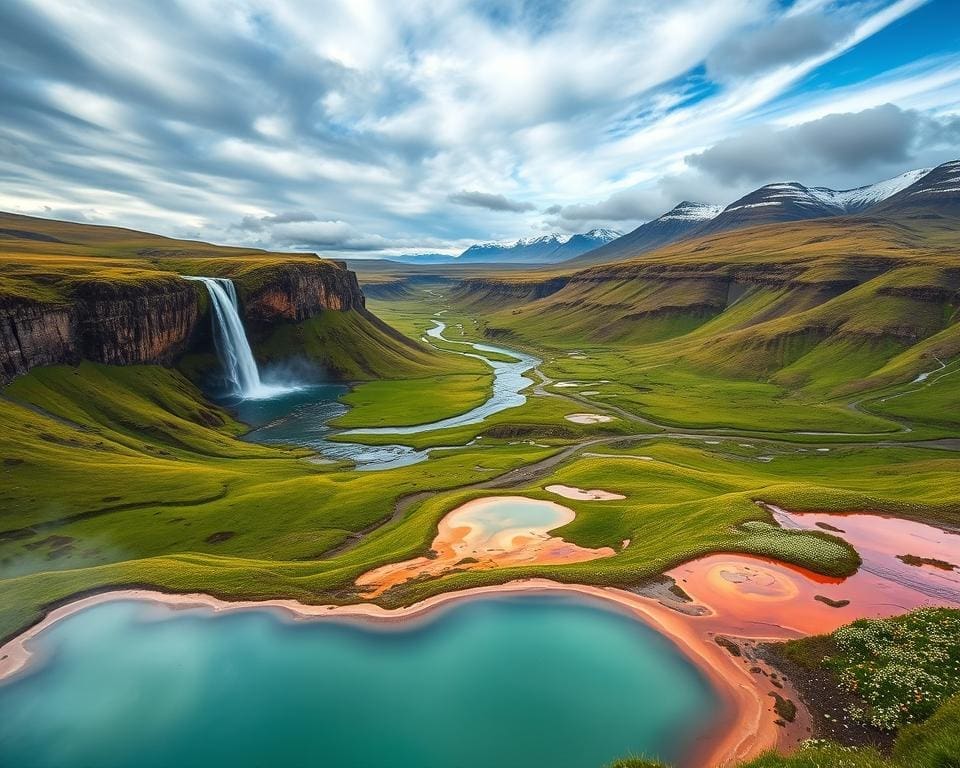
[734,521,860,576]
[827,608,960,730]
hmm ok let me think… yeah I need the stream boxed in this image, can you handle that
[237,321,538,470]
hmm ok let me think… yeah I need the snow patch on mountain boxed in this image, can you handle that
[808,168,933,211]
[458,228,622,263]
[659,202,723,222]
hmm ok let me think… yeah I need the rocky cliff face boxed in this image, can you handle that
[0,279,200,383]
[243,261,365,322]
[0,261,365,383]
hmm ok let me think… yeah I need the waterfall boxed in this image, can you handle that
[184,276,289,400]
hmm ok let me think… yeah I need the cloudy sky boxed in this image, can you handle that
[1,0,959,257]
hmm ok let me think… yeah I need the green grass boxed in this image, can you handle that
[738,694,960,768]
[254,309,486,381]
[5,351,958,646]
[0,361,562,637]
[331,374,493,427]
[401,213,960,439]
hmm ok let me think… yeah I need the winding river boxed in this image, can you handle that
[237,321,538,469]
[345,321,538,436]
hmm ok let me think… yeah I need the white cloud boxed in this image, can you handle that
[0,0,955,253]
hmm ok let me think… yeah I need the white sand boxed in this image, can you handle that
[564,413,614,424]
[545,484,626,501]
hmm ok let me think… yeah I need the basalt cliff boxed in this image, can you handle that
[0,261,365,384]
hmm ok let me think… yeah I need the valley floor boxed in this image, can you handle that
[1,287,959,767]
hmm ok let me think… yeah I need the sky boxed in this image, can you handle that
[1,0,959,258]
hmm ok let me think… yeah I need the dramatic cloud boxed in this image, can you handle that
[0,0,955,254]
[234,211,319,231]
[448,190,536,213]
[685,104,952,184]
[549,188,670,225]
[707,10,855,79]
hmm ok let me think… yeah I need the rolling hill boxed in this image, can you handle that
[445,182,960,412]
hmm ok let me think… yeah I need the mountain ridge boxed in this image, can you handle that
[455,227,622,264]
[572,165,946,266]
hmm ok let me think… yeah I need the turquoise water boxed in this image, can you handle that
[0,595,719,768]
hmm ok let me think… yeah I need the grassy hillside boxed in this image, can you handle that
[428,214,960,436]
[3,356,957,642]
[0,211,321,302]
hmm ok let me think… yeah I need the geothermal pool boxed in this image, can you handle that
[357,496,616,596]
[0,595,718,768]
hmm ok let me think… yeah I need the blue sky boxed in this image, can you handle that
[0,0,958,256]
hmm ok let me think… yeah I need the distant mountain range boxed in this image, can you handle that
[458,228,622,263]
[382,229,622,265]
[576,201,722,266]
[385,162,958,268]
[569,164,954,266]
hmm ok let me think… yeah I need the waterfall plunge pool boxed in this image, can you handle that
[223,319,539,471]
[185,274,539,470]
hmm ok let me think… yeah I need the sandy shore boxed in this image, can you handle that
[0,578,794,768]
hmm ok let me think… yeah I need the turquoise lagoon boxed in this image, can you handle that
[0,594,719,768]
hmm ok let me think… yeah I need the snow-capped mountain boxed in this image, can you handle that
[873,160,960,216]
[566,202,722,266]
[457,228,622,264]
[807,168,932,213]
[567,166,943,266]
[657,201,725,222]
[692,168,935,239]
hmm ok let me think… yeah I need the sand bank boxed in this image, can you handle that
[565,413,614,424]
[545,484,626,501]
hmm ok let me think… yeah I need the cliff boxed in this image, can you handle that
[0,261,365,384]
[242,260,365,322]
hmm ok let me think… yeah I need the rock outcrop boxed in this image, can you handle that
[243,261,364,322]
[0,261,365,383]
[0,278,200,383]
